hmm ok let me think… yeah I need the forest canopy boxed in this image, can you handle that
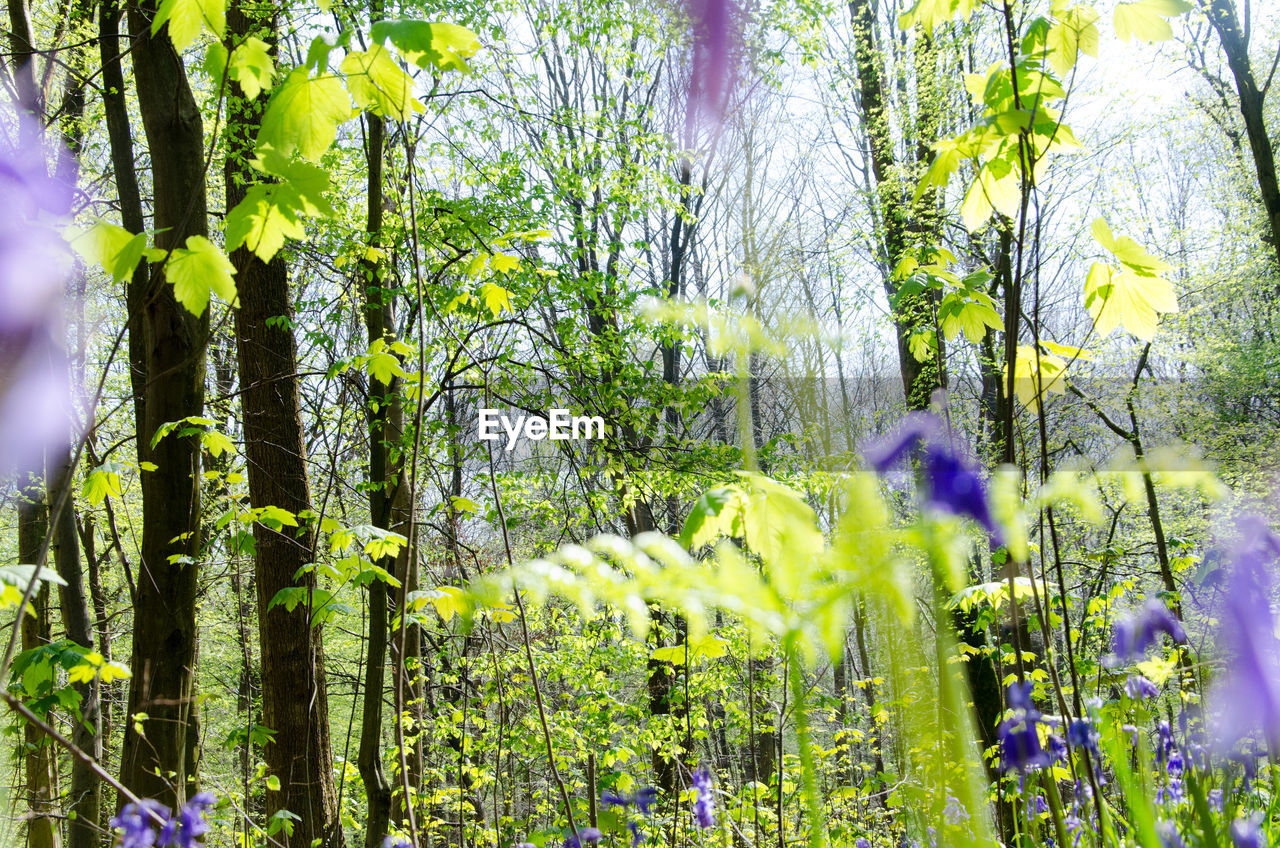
[1,1,1279,848]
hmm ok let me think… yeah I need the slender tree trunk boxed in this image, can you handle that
[222,4,343,844]
[18,482,61,848]
[49,456,101,847]
[118,0,209,808]
[50,4,102,837]
[357,109,397,848]
[98,0,149,437]
[1204,0,1280,268]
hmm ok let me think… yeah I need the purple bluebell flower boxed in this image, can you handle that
[171,792,215,848]
[384,838,413,848]
[1210,516,1280,751]
[1104,598,1187,667]
[1007,679,1035,711]
[998,683,1057,773]
[1208,789,1223,812]
[865,412,999,538]
[1034,796,1049,815]
[684,0,737,129]
[1064,810,1084,848]
[1156,778,1184,805]
[0,100,76,480]
[1124,674,1160,700]
[1048,733,1068,763]
[691,767,715,828]
[602,787,657,816]
[1066,718,1099,754]
[1157,821,1185,848]
[110,801,170,848]
[1229,815,1263,848]
[943,795,968,824]
[855,839,870,848]
[515,843,536,848]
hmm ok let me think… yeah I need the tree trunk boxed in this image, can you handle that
[1204,0,1280,268]
[18,481,61,848]
[118,0,209,809]
[98,0,149,438]
[222,4,344,844]
[357,109,400,848]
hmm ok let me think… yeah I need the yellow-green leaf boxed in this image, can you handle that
[450,496,481,515]
[228,35,275,100]
[1046,6,1099,75]
[164,236,238,316]
[1114,0,1191,42]
[479,283,512,317]
[1004,344,1067,406]
[226,185,305,263]
[489,253,520,273]
[341,45,424,120]
[370,19,481,73]
[83,465,123,506]
[202,429,235,458]
[1084,261,1178,341]
[960,160,1021,231]
[257,69,353,162]
[153,0,226,51]
[70,220,148,283]
[1090,217,1174,275]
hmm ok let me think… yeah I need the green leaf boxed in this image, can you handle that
[365,351,406,385]
[164,236,238,316]
[408,586,466,623]
[679,486,746,549]
[257,68,352,162]
[651,633,730,665]
[479,283,512,317]
[266,775,281,792]
[341,45,424,119]
[908,329,936,362]
[227,35,276,100]
[489,253,520,273]
[153,0,226,51]
[1005,344,1067,406]
[960,158,1020,231]
[226,185,304,262]
[203,41,228,82]
[939,291,1002,343]
[225,147,334,262]
[201,430,235,457]
[1114,0,1191,42]
[450,496,481,515]
[70,221,148,283]
[1084,261,1178,341]
[83,464,124,506]
[1046,6,1099,76]
[1090,217,1174,275]
[369,19,481,73]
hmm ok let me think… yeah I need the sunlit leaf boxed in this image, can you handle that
[163,236,238,316]
[257,68,353,162]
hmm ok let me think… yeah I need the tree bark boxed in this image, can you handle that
[357,109,399,848]
[223,4,344,844]
[18,481,61,848]
[98,0,149,438]
[1204,0,1280,267]
[118,0,209,809]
